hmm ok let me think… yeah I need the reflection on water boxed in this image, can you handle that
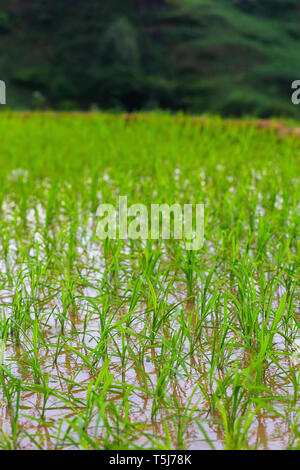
[0,198,299,450]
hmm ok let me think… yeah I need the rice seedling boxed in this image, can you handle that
[0,112,298,450]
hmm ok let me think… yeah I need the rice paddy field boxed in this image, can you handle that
[0,112,299,450]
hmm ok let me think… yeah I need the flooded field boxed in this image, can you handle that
[0,113,299,449]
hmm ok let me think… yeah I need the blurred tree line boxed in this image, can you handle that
[0,0,300,117]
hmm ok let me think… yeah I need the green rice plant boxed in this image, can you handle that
[0,112,298,449]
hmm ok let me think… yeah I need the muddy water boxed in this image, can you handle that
[0,204,299,449]
[0,275,298,449]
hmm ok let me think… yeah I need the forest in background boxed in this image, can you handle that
[0,0,300,117]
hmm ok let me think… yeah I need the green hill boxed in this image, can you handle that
[0,0,300,117]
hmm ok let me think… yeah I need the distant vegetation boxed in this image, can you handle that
[0,0,300,117]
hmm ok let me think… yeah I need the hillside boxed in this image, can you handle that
[0,0,299,117]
